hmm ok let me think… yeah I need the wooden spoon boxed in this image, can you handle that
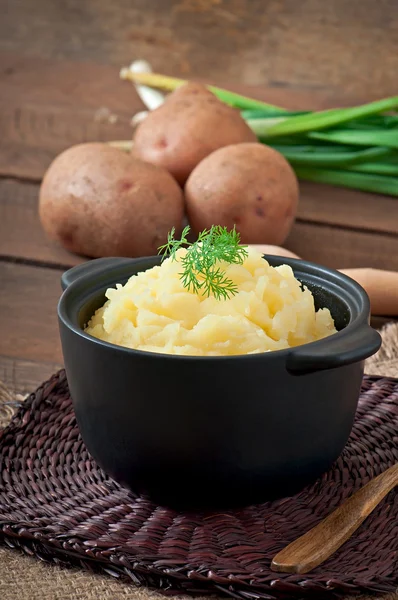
[271,463,398,574]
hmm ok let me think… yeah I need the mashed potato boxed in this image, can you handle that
[85,247,336,356]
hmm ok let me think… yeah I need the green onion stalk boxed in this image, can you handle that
[120,69,398,197]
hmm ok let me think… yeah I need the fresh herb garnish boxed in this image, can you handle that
[158,225,248,300]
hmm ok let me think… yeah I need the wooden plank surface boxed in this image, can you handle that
[0,51,374,116]
[0,179,83,267]
[1,1,398,99]
[0,262,63,364]
[287,222,398,270]
[0,102,133,181]
[0,355,62,396]
[297,183,398,237]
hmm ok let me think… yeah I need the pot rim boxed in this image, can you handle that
[58,255,379,367]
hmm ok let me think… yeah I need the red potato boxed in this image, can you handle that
[39,143,184,258]
[132,82,257,185]
[185,143,299,245]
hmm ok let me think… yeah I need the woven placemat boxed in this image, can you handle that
[0,377,397,598]
[0,326,398,600]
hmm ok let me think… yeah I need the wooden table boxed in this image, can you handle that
[1,0,398,397]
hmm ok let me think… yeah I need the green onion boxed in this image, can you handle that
[344,162,398,176]
[241,109,309,119]
[120,69,287,112]
[269,146,394,168]
[207,87,286,112]
[256,97,398,138]
[309,130,398,148]
[270,143,356,153]
[295,168,398,196]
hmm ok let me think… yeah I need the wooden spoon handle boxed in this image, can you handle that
[271,463,398,574]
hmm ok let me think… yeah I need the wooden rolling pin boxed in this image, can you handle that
[251,245,398,317]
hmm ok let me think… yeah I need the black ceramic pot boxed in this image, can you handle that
[58,256,381,509]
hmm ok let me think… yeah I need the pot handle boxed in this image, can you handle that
[61,257,135,290]
[286,326,381,374]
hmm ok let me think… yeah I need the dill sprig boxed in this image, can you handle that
[158,225,248,300]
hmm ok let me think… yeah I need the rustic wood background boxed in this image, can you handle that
[0,0,397,395]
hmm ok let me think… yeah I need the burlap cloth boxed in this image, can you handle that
[1,323,397,599]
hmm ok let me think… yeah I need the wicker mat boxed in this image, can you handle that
[0,323,397,600]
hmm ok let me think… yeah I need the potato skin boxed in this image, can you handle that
[132,83,257,185]
[39,143,184,258]
[185,143,299,245]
